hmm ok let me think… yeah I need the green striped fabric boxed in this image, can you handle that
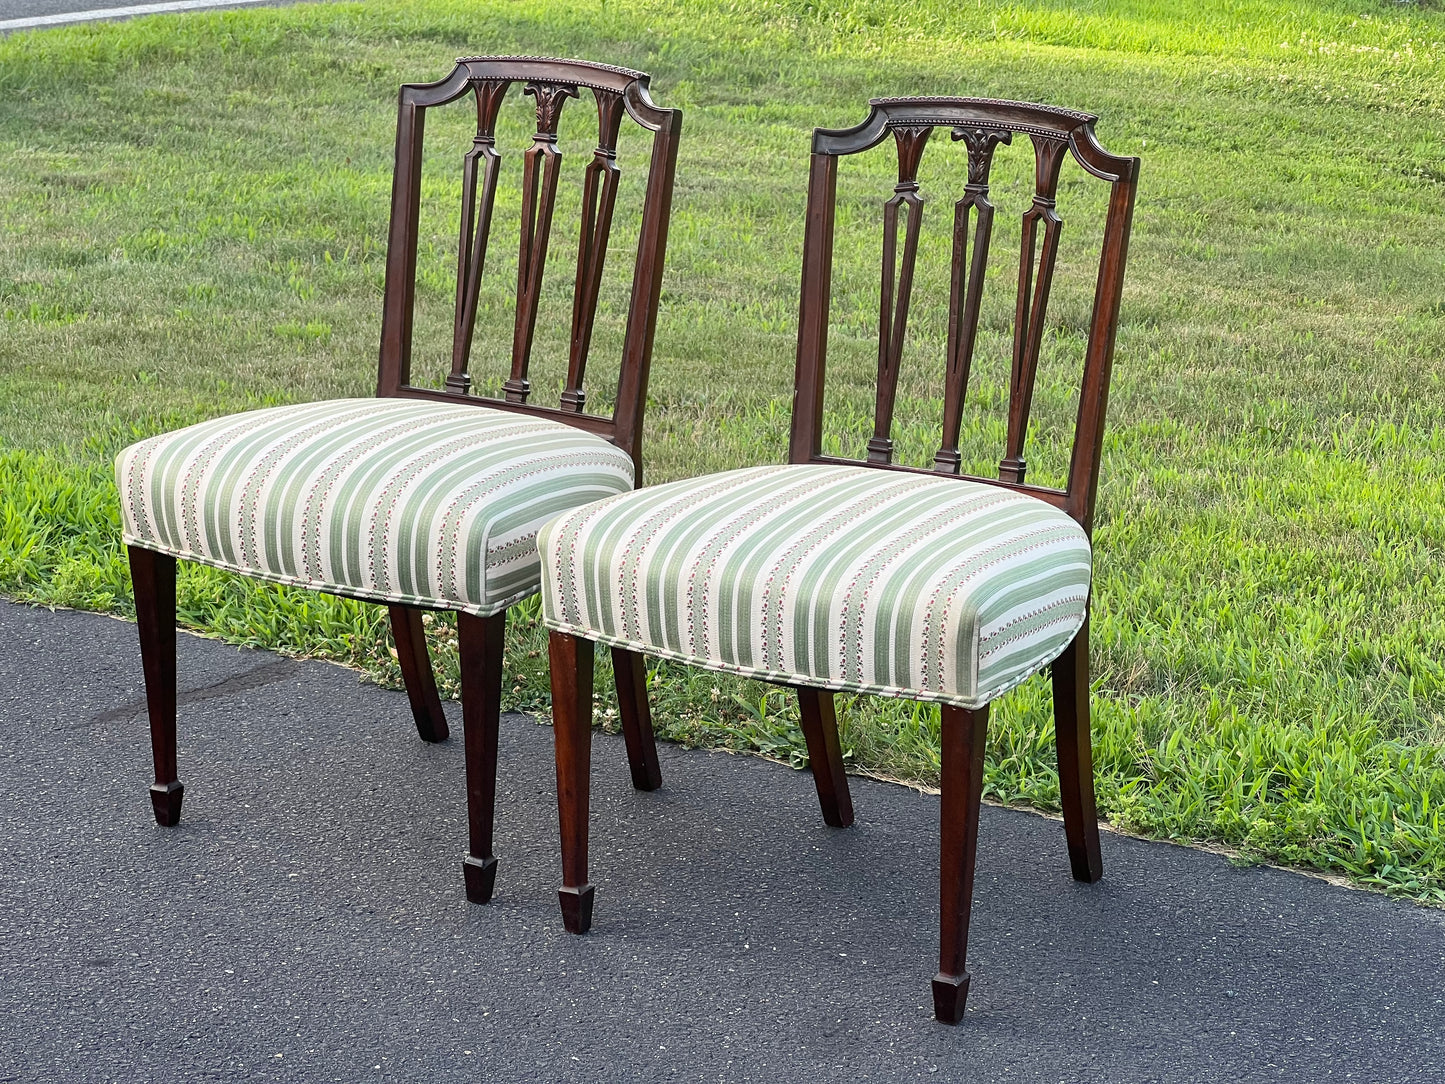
[117,398,635,616]
[539,464,1090,708]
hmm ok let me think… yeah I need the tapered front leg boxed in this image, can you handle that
[390,605,449,743]
[611,647,661,791]
[934,703,988,1025]
[128,545,183,826]
[551,631,595,934]
[1052,617,1102,883]
[457,610,506,903]
[795,687,854,827]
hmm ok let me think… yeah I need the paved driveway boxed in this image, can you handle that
[0,0,306,32]
[2,600,1443,1082]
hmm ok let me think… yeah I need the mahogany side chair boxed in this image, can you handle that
[115,57,681,905]
[537,96,1138,1022]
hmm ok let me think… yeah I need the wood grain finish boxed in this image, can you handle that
[794,96,1136,1021]
[377,56,683,479]
[935,128,1008,474]
[792,96,1139,532]
[1000,135,1068,485]
[125,59,681,916]
[868,125,931,465]
[795,688,854,828]
[611,647,662,791]
[1052,615,1102,882]
[933,704,988,1025]
[459,610,507,903]
[563,91,627,413]
[128,545,183,827]
[389,605,449,743]
[448,80,508,395]
[551,631,596,933]
[545,94,1137,1024]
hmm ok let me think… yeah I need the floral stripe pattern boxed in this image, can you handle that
[117,398,635,616]
[539,464,1091,708]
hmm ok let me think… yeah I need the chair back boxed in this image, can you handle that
[377,57,683,478]
[788,97,1139,533]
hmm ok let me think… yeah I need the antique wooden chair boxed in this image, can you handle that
[537,96,1138,1022]
[115,57,681,905]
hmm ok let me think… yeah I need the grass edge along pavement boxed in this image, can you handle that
[1,0,1444,902]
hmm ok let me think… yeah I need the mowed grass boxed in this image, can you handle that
[1,0,1443,898]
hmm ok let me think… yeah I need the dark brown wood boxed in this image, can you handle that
[999,135,1067,485]
[935,128,1008,473]
[376,56,683,480]
[448,80,508,394]
[611,647,661,791]
[788,97,1137,1019]
[551,631,596,933]
[1052,616,1101,882]
[505,81,580,403]
[789,95,1140,535]
[458,610,507,903]
[544,93,1137,1021]
[389,605,449,743]
[128,545,183,826]
[795,688,854,828]
[933,703,988,1024]
[786,151,839,465]
[562,90,626,413]
[868,125,930,465]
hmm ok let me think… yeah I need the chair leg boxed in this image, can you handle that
[551,631,595,934]
[389,605,448,743]
[128,545,184,827]
[795,687,854,828]
[611,647,661,791]
[457,610,505,903]
[934,703,988,1025]
[1052,617,1102,883]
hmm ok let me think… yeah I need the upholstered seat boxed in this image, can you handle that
[538,96,1139,1023]
[540,464,1090,708]
[118,397,635,616]
[117,57,681,915]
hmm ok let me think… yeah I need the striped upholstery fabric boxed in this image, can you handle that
[117,398,634,616]
[539,465,1090,708]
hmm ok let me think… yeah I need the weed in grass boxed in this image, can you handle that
[1,0,1443,901]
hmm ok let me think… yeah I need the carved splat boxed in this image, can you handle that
[447,79,510,394]
[560,89,625,412]
[999,134,1067,484]
[934,127,1011,473]
[504,81,580,403]
[869,125,931,465]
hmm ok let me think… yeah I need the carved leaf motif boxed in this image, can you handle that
[952,127,1012,187]
[524,81,580,136]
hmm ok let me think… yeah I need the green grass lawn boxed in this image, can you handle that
[2,0,1443,898]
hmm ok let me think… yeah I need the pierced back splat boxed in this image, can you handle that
[377,56,683,478]
[791,96,1139,535]
[448,80,509,394]
[562,90,626,413]
[869,125,931,465]
[1000,135,1067,485]
[505,81,580,404]
[935,127,1010,474]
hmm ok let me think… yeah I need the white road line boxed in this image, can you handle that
[0,0,278,32]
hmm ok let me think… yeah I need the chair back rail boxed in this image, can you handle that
[788,96,1139,534]
[377,57,682,477]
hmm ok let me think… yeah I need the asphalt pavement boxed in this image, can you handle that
[2,598,1443,1082]
[0,0,309,32]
